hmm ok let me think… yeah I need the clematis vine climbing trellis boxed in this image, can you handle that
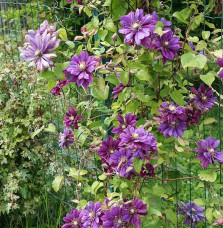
[1,0,223,227]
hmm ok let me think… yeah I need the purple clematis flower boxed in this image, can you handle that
[119,126,157,153]
[63,107,82,129]
[195,137,223,167]
[185,104,202,127]
[159,119,186,138]
[152,31,182,64]
[98,136,119,161]
[50,77,69,95]
[133,149,149,159]
[62,209,84,228]
[81,201,102,228]
[140,162,155,177]
[59,128,74,148]
[109,149,135,179]
[119,8,157,45]
[160,17,172,30]
[102,206,130,228]
[219,70,223,80]
[19,31,60,71]
[178,201,205,228]
[156,102,187,138]
[28,20,59,38]
[112,113,137,134]
[217,56,223,67]
[188,41,196,51]
[124,199,148,228]
[63,51,100,88]
[158,102,185,122]
[189,84,217,111]
[112,83,129,99]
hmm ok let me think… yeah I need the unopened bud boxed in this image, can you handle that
[112,33,118,42]
[74,36,84,41]
[89,29,97,36]
[81,25,87,34]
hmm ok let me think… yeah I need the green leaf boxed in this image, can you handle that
[135,69,150,81]
[165,209,177,224]
[153,185,166,196]
[98,77,106,93]
[133,157,143,174]
[173,8,191,24]
[104,18,116,32]
[89,121,103,130]
[170,90,184,106]
[65,41,75,49]
[149,207,162,217]
[110,0,128,21]
[126,100,140,113]
[205,208,213,223]
[187,36,199,43]
[79,170,88,175]
[200,71,216,87]
[91,181,103,195]
[202,31,210,40]
[120,71,129,86]
[31,125,45,139]
[203,117,216,125]
[191,14,203,30]
[54,63,65,80]
[52,176,64,192]
[44,123,56,133]
[195,40,207,51]
[205,21,215,29]
[47,80,57,92]
[91,85,109,100]
[194,198,206,206]
[59,28,68,41]
[213,49,223,58]
[98,29,108,41]
[40,71,57,81]
[99,174,107,181]
[105,73,120,86]
[199,170,217,182]
[91,17,99,29]
[181,53,207,69]
[68,168,77,178]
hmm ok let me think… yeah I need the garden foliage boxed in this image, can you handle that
[1,0,223,227]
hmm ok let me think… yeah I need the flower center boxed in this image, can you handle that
[110,149,114,154]
[61,134,66,142]
[79,62,86,71]
[132,133,139,139]
[169,105,176,111]
[89,212,95,219]
[164,41,169,46]
[208,148,215,153]
[35,49,42,57]
[170,121,178,127]
[118,156,128,167]
[122,124,126,129]
[202,95,207,101]
[117,219,122,225]
[72,220,78,226]
[69,116,75,121]
[130,209,135,214]
[131,21,141,30]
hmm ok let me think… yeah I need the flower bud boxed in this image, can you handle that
[111,33,118,42]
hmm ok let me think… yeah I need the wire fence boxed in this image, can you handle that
[1,0,223,227]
